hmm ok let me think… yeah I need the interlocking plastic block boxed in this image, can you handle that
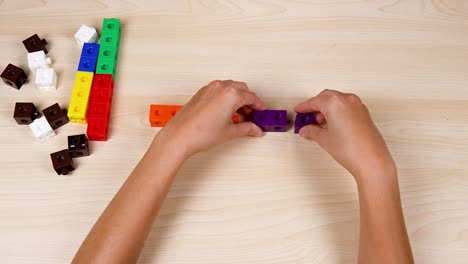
[149,105,183,127]
[23,34,48,54]
[294,113,317,134]
[92,74,114,90]
[87,102,111,120]
[98,45,118,63]
[87,118,109,141]
[50,149,75,175]
[35,68,57,91]
[74,25,98,46]
[68,99,89,124]
[29,116,55,142]
[102,18,121,33]
[68,134,90,158]
[100,31,120,48]
[78,56,98,72]
[27,50,52,73]
[78,43,100,72]
[96,58,117,76]
[81,43,100,58]
[252,110,290,132]
[73,71,94,89]
[1,64,28,90]
[42,103,69,130]
[14,102,40,125]
[89,88,112,104]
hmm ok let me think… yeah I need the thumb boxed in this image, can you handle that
[299,125,327,144]
[229,122,263,138]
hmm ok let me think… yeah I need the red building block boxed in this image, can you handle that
[92,74,113,90]
[87,103,111,120]
[87,118,108,141]
[149,105,183,127]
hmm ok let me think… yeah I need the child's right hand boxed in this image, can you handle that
[294,89,396,181]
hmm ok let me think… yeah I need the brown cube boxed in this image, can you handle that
[13,102,40,125]
[68,134,90,158]
[42,103,69,130]
[1,64,28,90]
[50,149,75,175]
[23,34,48,54]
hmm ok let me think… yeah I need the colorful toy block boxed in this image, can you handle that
[78,43,100,72]
[29,116,55,142]
[68,134,90,158]
[50,149,75,175]
[92,74,114,90]
[1,64,28,90]
[74,25,98,46]
[95,58,117,76]
[67,71,94,123]
[252,110,290,132]
[87,118,109,141]
[294,113,317,133]
[100,31,120,47]
[89,86,113,104]
[14,102,40,125]
[87,103,111,120]
[149,105,183,127]
[27,50,52,73]
[35,68,57,91]
[42,103,69,130]
[102,18,121,33]
[23,34,48,54]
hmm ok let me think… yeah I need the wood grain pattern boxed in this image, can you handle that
[0,0,467,263]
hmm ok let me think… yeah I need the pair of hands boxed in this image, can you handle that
[156,80,395,181]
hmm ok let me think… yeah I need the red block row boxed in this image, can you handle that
[86,74,114,141]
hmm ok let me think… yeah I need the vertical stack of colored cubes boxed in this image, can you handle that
[86,18,120,141]
[67,18,121,141]
[68,43,99,124]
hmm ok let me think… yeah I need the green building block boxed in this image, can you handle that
[96,58,117,77]
[99,45,118,61]
[100,30,120,48]
[102,18,121,33]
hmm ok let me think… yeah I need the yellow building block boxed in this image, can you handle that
[68,71,94,123]
[68,99,89,124]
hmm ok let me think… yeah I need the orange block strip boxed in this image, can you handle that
[149,105,243,127]
[149,105,183,127]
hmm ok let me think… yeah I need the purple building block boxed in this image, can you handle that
[252,110,290,132]
[294,112,317,133]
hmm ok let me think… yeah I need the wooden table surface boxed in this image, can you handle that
[1,1,467,263]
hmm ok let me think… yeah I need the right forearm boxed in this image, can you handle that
[356,166,414,264]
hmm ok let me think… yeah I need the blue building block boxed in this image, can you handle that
[78,56,98,72]
[81,43,100,58]
[252,110,290,132]
[294,112,317,133]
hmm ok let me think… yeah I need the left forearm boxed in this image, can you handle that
[72,136,187,264]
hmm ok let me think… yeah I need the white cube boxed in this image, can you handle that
[35,68,57,90]
[29,116,55,143]
[27,50,52,73]
[74,25,98,46]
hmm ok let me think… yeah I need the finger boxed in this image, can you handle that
[237,90,266,111]
[236,105,253,116]
[299,125,327,145]
[229,122,263,138]
[318,89,341,97]
[223,80,249,91]
[294,96,328,113]
[315,113,326,125]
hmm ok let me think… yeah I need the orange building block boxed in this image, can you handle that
[149,105,244,127]
[149,105,183,127]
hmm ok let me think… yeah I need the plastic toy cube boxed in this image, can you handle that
[252,110,290,132]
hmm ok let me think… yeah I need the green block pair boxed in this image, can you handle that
[96,18,121,77]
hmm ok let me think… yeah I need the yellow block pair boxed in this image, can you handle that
[68,71,94,124]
